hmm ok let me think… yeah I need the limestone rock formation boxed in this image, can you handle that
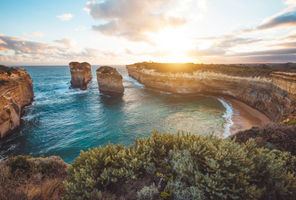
[69,62,92,90]
[96,66,124,95]
[0,65,34,139]
[127,63,296,123]
[0,155,68,200]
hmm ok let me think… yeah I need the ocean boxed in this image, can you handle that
[0,66,231,163]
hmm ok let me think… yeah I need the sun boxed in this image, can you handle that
[148,27,196,63]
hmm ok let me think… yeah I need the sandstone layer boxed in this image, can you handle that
[96,66,124,95]
[69,62,92,90]
[0,65,34,139]
[127,63,296,122]
[0,155,68,200]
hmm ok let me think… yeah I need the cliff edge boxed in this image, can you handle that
[127,62,296,123]
[0,65,34,139]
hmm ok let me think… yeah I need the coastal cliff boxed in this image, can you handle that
[0,65,34,139]
[69,62,92,90]
[127,63,296,122]
[96,66,124,95]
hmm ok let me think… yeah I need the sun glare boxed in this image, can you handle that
[149,28,196,63]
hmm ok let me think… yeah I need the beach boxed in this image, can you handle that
[221,97,271,137]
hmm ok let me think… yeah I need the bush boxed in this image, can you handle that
[64,131,296,200]
[137,183,159,200]
[234,124,296,155]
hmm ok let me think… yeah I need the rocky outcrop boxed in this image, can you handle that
[96,66,124,95]
[0,155,68,200]
[69,62,92,90]
[0,65,34,139]
[127,63,296,122]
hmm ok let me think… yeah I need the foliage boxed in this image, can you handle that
[131,62,274,76]
[234,124,296,155]
[64,131,296,200]
[137,183,159,200]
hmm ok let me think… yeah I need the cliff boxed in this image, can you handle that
[127,62,296,122]
[0,65,34,139]
[96,66,124,95]
[69,62,92,90]
[0,155,68,200]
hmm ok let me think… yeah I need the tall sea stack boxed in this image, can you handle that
[0,65,34,139]
[69,62,92,90]
[96,66,124,95]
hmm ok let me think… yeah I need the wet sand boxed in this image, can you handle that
[220,97,271,137]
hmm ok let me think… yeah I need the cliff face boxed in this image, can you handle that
[127,64,296,122]
[69,62,92,90]
[0,65,34,139]
[96,66,124,95]
[0,155,68,200]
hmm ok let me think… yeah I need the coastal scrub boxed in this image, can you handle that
[64,131,296,200]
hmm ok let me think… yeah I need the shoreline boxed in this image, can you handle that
[220,97,271,137]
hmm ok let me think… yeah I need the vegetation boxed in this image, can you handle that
[130,62,279,76]
[234,124,296,156]
[64,131,296,200]
[0,155,68,200]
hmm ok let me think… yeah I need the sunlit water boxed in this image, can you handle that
[0,66,230,163]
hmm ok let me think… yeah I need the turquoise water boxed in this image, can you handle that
[0,66,228,163]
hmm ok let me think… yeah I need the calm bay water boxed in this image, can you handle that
[0,66,228,163]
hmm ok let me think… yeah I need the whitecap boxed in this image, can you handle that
[218,98,234,138]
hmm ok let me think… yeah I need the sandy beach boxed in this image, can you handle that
[220,97,271,137]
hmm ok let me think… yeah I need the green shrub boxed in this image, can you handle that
[167,180,205,200]
[64,131,296,200]
[137,183,159,200]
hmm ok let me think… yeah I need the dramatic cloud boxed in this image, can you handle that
[257,8,296,30]
[86,0,200,41]
[56,13,73,21]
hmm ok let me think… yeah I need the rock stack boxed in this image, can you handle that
[96,66,124,95]
[69,62,92,90]
[0,65,34,138]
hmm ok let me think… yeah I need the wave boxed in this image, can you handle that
[123,76,144,88]
[218,98,234,138]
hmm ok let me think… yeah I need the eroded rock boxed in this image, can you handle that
[96,66,124,95]
[69,62,92,90]
[0,65,34,139]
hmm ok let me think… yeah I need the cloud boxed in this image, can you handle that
[235,48,296,56]
[56,13,73,21]
[257,8,296,30]
[0,34,118,64]
[23,32,44,38]
[86,0,200,41]
[285,0,296,6]
[54,38,75,49]
[0,34,59,54]
[190,35,263,57]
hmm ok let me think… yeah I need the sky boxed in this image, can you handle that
[0,0,295,65]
